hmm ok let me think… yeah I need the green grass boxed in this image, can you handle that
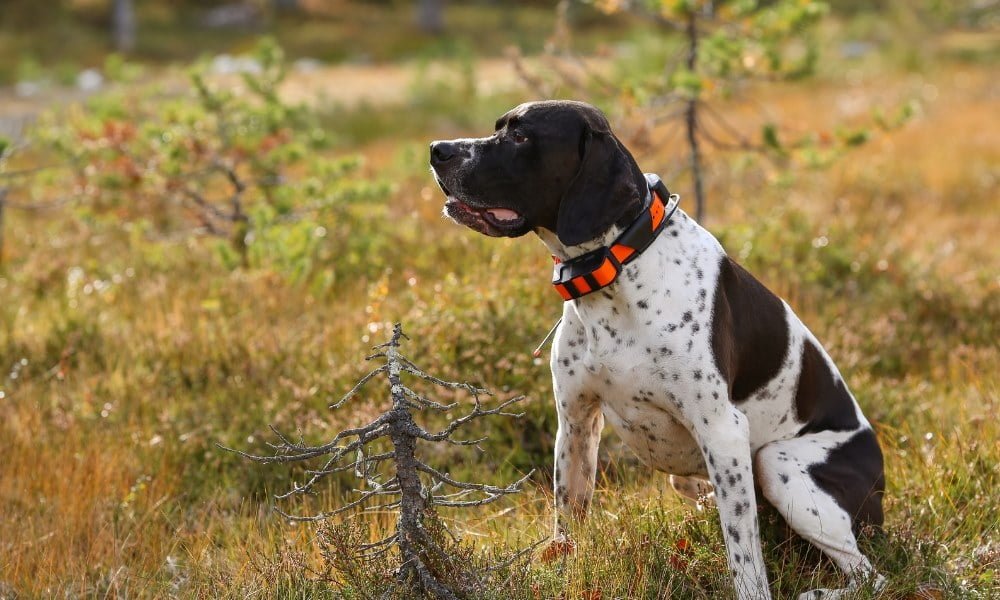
[1,15,998,600]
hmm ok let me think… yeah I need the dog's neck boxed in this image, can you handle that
[535,225,625,262]
[535,191,651,261]
[536,205,694,306]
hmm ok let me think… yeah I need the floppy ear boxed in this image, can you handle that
[556,125,645,247]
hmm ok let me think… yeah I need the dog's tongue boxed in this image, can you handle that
[486,208,521,222]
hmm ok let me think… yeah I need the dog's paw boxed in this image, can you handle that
[796,590,841,600]
[540,535,576,564]
[797,572,886,600]
[669,474,715,510]
[904,583,946,599]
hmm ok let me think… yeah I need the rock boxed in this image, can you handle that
[201,3,261,29]
[14,80,44,97]
[209,54,262,76]
[76,68,104,92]
[292,58,324,74]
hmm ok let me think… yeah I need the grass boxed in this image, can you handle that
[1,14,998,600]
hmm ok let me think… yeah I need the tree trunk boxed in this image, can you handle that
[684,10,706,223]
[385,335,458,600]
[112,0,136,53]
[0,190,6,266]
[416,0,445,35]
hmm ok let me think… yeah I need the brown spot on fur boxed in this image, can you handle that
[795,339,861,434]
[710,256,789,402]
[808,429,885,534]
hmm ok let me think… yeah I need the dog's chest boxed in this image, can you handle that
[599,376,708,476]
[555,216,726,476]
[560,324,708,476]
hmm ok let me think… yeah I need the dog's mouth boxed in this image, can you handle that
[444,197,525,236]
[436,180,526,237]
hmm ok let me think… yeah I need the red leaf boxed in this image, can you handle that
[540,538,576,564]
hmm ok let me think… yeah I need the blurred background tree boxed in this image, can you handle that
[610,0,831,220]
[112,0,136,52]
[417,0,447,34]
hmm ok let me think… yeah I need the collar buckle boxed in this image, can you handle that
[550,173,679,302]
[552,246,623,301]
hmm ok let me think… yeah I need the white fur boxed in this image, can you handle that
[538,209,884,600]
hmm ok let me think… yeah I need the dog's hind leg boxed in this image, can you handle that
[755,428,886,600]
[669,474,715,509]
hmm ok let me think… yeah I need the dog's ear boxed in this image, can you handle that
[556,117,645,247]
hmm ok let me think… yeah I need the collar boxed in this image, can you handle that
[551,174,679,301]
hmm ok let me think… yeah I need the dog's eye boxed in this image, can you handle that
[512,132,528,144]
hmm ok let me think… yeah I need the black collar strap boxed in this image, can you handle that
[552,174,679,301]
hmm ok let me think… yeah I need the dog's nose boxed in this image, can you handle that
[430,141,459,164]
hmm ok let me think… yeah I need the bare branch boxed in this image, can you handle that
[363,499,402,512]
[441,436,488,447]
[418,396,526,442]
[418,462,535,498]
[483,535,548,574]
[397,356,490,396]
[179,187,238,226]
[696,101,766,153]
[402,386,458,412]
[273,442,394,501]
[273,504,336,523]
[268,424,302,448]
[433,488,475,501]
[277,484,394,521]
[506,47,552,98]
[358,533,398,552]
[330,365,387,408]
[218,416,388,463]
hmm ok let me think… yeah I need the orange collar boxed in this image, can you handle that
[551,175,678,301]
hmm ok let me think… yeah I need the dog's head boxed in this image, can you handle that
[429,100,647,246]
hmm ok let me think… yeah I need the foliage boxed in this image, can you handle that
[39,37,386,275]
[579,0,918,220]
[648,0,829,83]
[0,12,997,600]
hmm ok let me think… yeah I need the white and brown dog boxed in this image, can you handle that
[430,100,885,600]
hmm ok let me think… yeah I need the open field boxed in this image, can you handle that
[1,7,998,599]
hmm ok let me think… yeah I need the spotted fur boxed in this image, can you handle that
[430,100,887,600]
[539,212,885,600]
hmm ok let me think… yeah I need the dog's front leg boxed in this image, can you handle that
[695,407,772,600]
[552,389,603,537]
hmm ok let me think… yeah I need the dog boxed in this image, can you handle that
[429,100,885,600]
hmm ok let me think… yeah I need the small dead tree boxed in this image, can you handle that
[225,324,534,599]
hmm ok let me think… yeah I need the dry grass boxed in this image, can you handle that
[0,28,997,598]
